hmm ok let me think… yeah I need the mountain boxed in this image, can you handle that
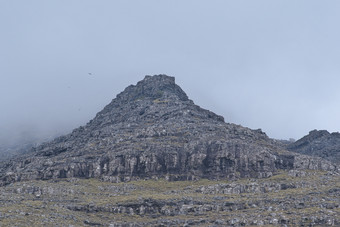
[0,75,337,186]
[0,75,339,226]
[287,129,340,164]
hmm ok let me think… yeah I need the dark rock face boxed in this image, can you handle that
[0,75,337,186]
[287,129,340,164]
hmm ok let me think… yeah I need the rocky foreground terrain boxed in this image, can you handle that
[0,170,339,226]
[0,74,339,226]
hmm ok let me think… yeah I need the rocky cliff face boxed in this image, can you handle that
[0,75,337,186]
[287,129,340,164]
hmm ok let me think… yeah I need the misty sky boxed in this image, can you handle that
[1,0,340,145]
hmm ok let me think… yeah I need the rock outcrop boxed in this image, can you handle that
[287,129,340,164]
[0,75,337,186]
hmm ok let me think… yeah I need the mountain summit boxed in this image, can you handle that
[0,75,337,185]
[115,75,190,102]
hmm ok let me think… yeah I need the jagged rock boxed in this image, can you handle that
[287,129,340,164]
[0,75,337,186]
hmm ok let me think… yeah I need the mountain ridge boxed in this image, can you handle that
[287,129,340,164]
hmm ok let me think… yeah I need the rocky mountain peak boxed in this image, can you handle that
[307,129,330,139]
[0,75,337,186]
[115,74,189,103]
[91,74,223,128]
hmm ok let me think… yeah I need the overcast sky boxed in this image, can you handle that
[1,0,340,146]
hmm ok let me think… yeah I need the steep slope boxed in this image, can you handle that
[0,75,337,186]
[287,129,340,164]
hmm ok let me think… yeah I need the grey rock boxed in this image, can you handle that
[287,129,340,164]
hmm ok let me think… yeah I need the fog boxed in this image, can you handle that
[1,0,340,148]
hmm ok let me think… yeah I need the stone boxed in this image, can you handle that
[287,129,340,164]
